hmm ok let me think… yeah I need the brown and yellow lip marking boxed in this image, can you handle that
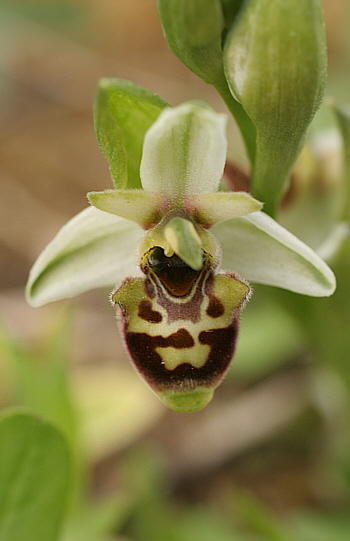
[138,300,162,323]
[111,245,250,412]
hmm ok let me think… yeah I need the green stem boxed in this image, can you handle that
[214,75,257,167]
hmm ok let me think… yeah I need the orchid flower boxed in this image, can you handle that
[25,81,335,412]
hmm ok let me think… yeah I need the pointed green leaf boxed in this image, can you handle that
[185,191,262,227]
[140,102,227,204]
[94,79,169,189]
[25,207,141,307]
[213,211,336,296]
[224,0,327,216]
[164,216,203,270]
[87,189,169,229]
[0,409,70,541]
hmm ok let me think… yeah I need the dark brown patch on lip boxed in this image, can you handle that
[156,265,199,296]
[124,317,239,392]
[147,247,201,297]
[206,296,225,318]
[204,271,224,318]
[138,300,162,323]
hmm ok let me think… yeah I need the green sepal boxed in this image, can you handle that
[224,0,327,216]
[185,191,262,228]
[25,207,142,307]
[213,210,336,297]
[94,79,169,189]
[94,81,128,189]
[87,189,170,229]
[164,216,203,270]
[140,102,227,205]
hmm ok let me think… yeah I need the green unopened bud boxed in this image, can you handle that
[224,0,327,217]
[157,0,225,85]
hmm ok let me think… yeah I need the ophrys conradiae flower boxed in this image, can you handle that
[26,82,335,412]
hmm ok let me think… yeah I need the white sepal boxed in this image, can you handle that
[25,206,142,306]
[140,102,227,205]
[213,211,336,296]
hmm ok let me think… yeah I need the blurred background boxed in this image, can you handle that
[1,1,350,540]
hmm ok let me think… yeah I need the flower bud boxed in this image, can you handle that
[224,0,327,216]
[157,0,225,85]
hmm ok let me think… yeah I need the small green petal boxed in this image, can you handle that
[87,189,169,229]
[185,191,263,227]
[164,216,203,270]
[140,102,227,205]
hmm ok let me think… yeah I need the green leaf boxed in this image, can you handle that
[94,79,169,189]
[140,102,227,204]
[213,210,336,296]
[87,189,169,229]
[224,0,327,216]
[0,409,70,541]
[25,206,141,306]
